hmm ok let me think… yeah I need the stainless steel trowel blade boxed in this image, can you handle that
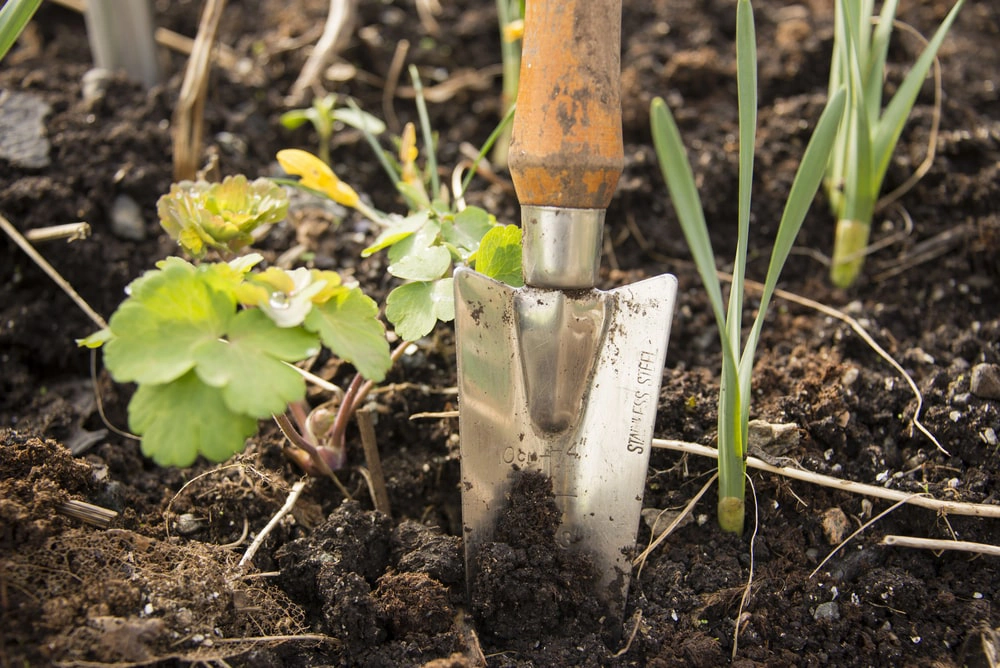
[454,266,678,623]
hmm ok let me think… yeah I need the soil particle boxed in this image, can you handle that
[275,499,392,607]
[471,470,606,646]
[375,570,455,636]
[391,518,464,587]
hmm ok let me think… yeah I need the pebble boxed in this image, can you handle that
[174,513,204,536]
[841,366,859,387]
[970,363,1000,400]
[821,507,851,545]
[81,68,114,106]
[813,601,840,622]
[110,194,147,240]
[0,90,51,169]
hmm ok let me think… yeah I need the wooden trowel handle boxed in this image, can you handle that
[509,0,624,210]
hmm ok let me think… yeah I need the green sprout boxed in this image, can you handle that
[280,93,387,166]
[824,0,965,287]
[157,174,289,258]
[279,73,522,343]
[0,0,40,62]
[651,0,846,534]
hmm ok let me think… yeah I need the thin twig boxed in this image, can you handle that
[652,438,1000,519]
[733,473,760,662]
[164,463,248,538]
[172,0,226,181]
[217,517,250,549]
[91,348,140,440]
[288,0,356,103]
[239,478,308,569]
[382,39,410,134]
[409,410,459,420]
[285,363,345,398]
[611,609,643,658]
[882,535,1000,557]
[633,472,718,571]
[356,408,391,516]
[57,500,118,528]
[0,213,107,329]
[738,274,947,456]
[810,495,915,578]
[24,222,90,243]
[211,633,337,645]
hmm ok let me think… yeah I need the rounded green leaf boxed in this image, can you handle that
[192,309,318,418]
[129,371,259,467]
[103,259,234,385]
[304,288,391,381]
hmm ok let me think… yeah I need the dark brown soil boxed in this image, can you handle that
[2,0,999,666]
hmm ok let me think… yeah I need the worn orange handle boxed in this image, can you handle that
[509,0,623,210]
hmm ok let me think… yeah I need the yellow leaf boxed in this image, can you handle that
[276,149,360,208]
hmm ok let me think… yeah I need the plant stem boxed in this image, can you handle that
[323,341,411,455]
[716,362,746,535]
[408,65,440,200]
[830,218,871,287]
[492,0,521,168]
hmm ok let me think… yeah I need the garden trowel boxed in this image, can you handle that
[454,0,678,627]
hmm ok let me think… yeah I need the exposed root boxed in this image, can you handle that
[882,534,1000,557]
[652,438,1000,519]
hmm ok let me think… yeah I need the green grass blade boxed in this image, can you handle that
[717,353,745,534]
[872,0,965,183]
[727,0,756,360]
[459,102,517,198]
[742,87,847,390]
[346,98,401,186]
[0,0,42,62]
[409,65,441,201]
[650,98,729,340]
[840,4,876,227]
[865,0,900,124]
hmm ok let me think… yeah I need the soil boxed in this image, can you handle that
[2,0,999,666]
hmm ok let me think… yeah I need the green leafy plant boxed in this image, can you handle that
[158,174,289,258]
[824,0,965,287]
[0,0,41,62]
[81,178,392,470]
[651,0,847,534]
[278,73,522,342]
[280,93,387,166]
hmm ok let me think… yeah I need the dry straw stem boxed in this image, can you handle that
[239,478,308,569]
[653,438,1000,520]
[0,213,107,329]
[49,0,247,72]
[882,535,1000,557]
[287,0,356,104]
[357,407,391,516]
[23,221,91,243]
[633,472,718,571]
[735,272,948,456]
[172,0,226,181]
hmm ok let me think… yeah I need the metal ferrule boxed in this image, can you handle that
[521,205,604,289]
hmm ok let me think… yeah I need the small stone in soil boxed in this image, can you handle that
[821,507,852,545]
[970,363,1000,400]
[813,601,840,622]
[471,470,605,645]
[0,90,51,169]
[110,194,147,241]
